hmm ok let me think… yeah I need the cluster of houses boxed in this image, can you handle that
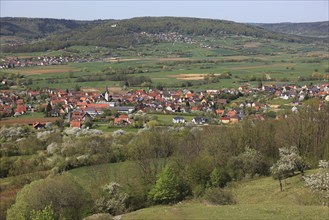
[0,56,77,69]
[0,83,328,128]
[0,55,102,69]
[139,32,196,44]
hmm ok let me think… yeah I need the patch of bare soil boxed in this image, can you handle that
[0,117,59,126]
[243,42,261,48]
[170,73,221,80]
[19,66,79,75]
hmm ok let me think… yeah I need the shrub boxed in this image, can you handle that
[228,147,267,180]
[46,142,60,154]
[112,129,125,137]
[7,174,92,220]
[203,188,236,205]
[64,127,103,136]
[30,204,56,220]
[191,184,206,198]
[209,168,231,188]
[0,126,26,139]
[95,182,128,216]
[303,160,329,205]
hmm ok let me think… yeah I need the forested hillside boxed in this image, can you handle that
[0,17,317,53]
[251,21,329,38]
[0,17,96,39]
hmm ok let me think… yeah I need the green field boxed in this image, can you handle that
[148,114,196,125]
[1,39,328,91]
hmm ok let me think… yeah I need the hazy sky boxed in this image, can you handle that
[1,0,328,23]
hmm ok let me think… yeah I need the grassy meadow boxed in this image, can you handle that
[123,203,328,220]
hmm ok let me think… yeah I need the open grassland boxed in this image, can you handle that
[229,172,320,206]
[122,203,328,220]
[69,161,138,195]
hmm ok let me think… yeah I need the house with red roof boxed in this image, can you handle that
[14,105,27,116]
[114,114,132,125]
[70,121,81,128]
[216,109,225,116]
[227,110,237,118]
[33,122,46,129]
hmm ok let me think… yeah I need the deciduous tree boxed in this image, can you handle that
[7,174,92,220]
[148,165,190,204]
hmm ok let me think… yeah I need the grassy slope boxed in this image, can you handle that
[122,170,328,220]
[69,161,138,195]
[69,163,328,219]
[122,203,328,220]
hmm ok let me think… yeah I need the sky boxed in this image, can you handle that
[1,0,328,23]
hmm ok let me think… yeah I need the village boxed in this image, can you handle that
[1,82,328,129]
[0,55,102,69]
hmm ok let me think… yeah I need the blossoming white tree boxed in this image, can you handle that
[271,146,307,191]
[303,160,329,206]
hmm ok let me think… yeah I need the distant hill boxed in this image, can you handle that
[250,21,329,38]
[44,17,310,48]
[0,17,93,39]
[0,17,322,53]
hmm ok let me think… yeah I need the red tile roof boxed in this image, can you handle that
[70,121,81,128]
[15,105,27,113]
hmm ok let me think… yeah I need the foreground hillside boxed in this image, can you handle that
[122,203,328,220]
[68,163,328,220]
[122,171,328,220]
[3,119,328,219]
